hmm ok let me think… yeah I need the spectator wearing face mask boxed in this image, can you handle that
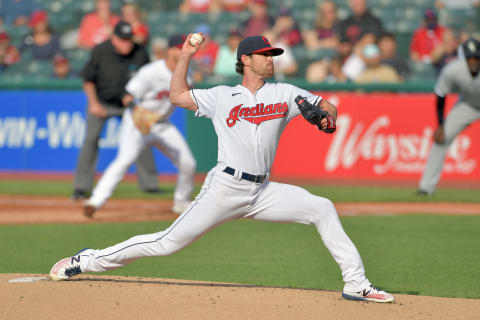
[410,9,447,63]
[355,43,401,83]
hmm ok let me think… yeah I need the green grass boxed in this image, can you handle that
[1,216,479,299]
[0,179,479,202]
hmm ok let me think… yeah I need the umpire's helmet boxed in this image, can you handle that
[462,38,480,59]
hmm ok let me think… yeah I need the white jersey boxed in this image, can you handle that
[126,59,191,119]
[190,82,321,175]
[434,58,480,110]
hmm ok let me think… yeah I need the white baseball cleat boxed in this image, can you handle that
[49,248,92,281]
[342,285,395,303]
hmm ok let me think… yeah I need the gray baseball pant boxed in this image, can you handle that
[73,106,158,192]
[419,102,480,193]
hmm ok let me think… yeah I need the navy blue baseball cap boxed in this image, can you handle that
[462,38,480,59]
[236,36,284,60]
[114,21,133,39]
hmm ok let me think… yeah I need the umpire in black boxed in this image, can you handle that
[72,21,159,199]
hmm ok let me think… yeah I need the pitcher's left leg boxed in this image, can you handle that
[246,182,369,292]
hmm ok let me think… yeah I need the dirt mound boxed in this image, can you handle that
[2,274,479,320]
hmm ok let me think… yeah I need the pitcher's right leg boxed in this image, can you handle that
[246,182,370,293]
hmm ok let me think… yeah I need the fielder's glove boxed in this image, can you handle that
[295,95,336,134]
[132,106,162,135]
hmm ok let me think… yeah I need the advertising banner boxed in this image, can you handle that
[272,93,479,182]
[0,90,186,173]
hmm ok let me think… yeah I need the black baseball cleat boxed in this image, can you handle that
[416,189,432,196]
[143,188,163,194]
[71,190,88,200]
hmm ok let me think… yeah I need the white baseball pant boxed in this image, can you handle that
[88,108,196,209]
[81,164,371,292]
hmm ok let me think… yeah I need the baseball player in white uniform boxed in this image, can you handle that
[419,38,480,195]
[51,34,394,303]
[83,35,196,216]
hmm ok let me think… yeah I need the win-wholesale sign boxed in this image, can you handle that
[0,90,184,173]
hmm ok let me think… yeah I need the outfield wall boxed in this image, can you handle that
[0,90,185,174]
[1,81,478,183]
[273,92,479,183]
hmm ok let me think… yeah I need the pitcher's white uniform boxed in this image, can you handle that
[86,59,196,212]
[77,82,372,293]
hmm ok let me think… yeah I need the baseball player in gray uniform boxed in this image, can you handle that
[50,34,394,303]
[419,38,480,195]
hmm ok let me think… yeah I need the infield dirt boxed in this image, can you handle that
[1,195,479,319]
[2,273,479,320]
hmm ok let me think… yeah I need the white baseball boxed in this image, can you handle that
[189,33,204,46]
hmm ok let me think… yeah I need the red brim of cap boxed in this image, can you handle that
[251,47,284,56]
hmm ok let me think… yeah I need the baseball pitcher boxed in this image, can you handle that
[51,34,394,303]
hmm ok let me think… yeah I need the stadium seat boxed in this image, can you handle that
[409,61,437,81]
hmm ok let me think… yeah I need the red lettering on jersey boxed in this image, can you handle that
[155,90,169,100]
[226,102,288,127]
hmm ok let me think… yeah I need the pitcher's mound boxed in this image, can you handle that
[2,273,479,320]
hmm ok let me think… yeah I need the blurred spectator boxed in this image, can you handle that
[121,3,148,45]
[0,30,20,69]
[302,0,339,50]
[179,0,219,13]
[214,29,242,77]
[241,0,274,38]
[269,8,302,47]
[435,0,479,9]
[342,33,377,81]
[409,9,447,63]
[0,0,38,26]
[19,10,62,60]
[431,29,460,74]
[78,0,120,49]
[191,24,219,82]
[306,38,353,83]
[336,0,383,45]
[355,43,401,83]
[151,37,167,60]
[51,54,76,79]
[325,55,348,83]
[378,32,410,80]
[217,0,249,12]
[263,30,298,80]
